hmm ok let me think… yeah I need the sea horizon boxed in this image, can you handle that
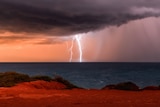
[0,62,160,63]
[0,62,159,89]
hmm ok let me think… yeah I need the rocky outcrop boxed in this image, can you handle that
[102,82,140,91]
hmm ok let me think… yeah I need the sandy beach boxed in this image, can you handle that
[0,81,159,107]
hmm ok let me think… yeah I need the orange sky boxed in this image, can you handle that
[0,32,67,62]
[1,0,160,62]
[0,17,160,62]
[0,31,93,62]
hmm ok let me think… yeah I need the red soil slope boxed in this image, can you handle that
[0,81,159,107]
[13,80,67,90]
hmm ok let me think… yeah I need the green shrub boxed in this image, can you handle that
[0,72,81,89]
[114,82,139,91]
[0,72,30,87]
[31,75,53,81]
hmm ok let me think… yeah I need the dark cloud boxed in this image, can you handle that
[0,0,160,36]
[0,35,35,44]
[0,35,30,44]
[0,35,61,44]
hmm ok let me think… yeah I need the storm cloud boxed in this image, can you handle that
[0,0,160,36]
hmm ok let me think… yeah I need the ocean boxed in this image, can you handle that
[0,62,159,89]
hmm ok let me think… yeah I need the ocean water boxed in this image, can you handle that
[0,62,160,89]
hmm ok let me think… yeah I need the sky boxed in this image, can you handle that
[0,0,160,62]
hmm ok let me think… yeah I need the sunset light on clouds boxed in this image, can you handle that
[2,1,160,107]
[0,0,160,62]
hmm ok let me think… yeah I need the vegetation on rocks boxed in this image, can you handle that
[0,72,159,91]
[0,72,79,89]
[0,72,30,87]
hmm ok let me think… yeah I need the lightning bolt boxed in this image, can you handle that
[75,34,83,62]
[69,37,75,62]
[68,34,83,62]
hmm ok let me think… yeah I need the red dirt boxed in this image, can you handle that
[13,80,67,90]
[0,81,160,107]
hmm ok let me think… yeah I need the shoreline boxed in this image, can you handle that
[0,71,159,106]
